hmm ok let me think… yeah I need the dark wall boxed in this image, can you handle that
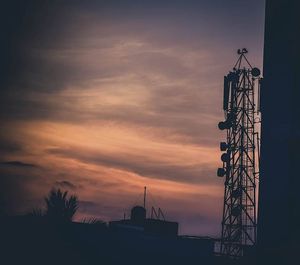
[258,0,300,251]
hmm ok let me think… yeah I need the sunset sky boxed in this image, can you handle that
[0,0,265,236]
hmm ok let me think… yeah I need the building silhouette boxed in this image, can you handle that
[258,0,300,261]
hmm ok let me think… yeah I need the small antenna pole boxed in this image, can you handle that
[143,186,147,209]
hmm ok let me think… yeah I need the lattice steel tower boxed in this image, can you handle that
[217,49,261,257]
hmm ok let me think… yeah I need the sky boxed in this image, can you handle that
[0,0,265,236]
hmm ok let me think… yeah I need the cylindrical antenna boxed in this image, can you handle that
[143,186,147,209]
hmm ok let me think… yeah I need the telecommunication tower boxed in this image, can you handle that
[217,48,261,257]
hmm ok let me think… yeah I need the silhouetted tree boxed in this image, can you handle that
[44,189,78,222]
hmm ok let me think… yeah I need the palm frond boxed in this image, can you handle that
[44,188,78,222]
[28,207,45,217]
[81,217,106,225]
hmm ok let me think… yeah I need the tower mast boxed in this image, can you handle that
[217,49,261,257]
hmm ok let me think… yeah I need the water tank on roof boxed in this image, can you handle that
[130,206,146,224]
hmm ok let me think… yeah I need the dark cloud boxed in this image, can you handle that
[0,139,23,154]
[0,161,37,168]
[47,147,218,185]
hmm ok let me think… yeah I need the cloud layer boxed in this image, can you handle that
[0,0,265,236]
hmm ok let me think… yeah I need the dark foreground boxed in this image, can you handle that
[1,216,299,265]
[1,216,214,265]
